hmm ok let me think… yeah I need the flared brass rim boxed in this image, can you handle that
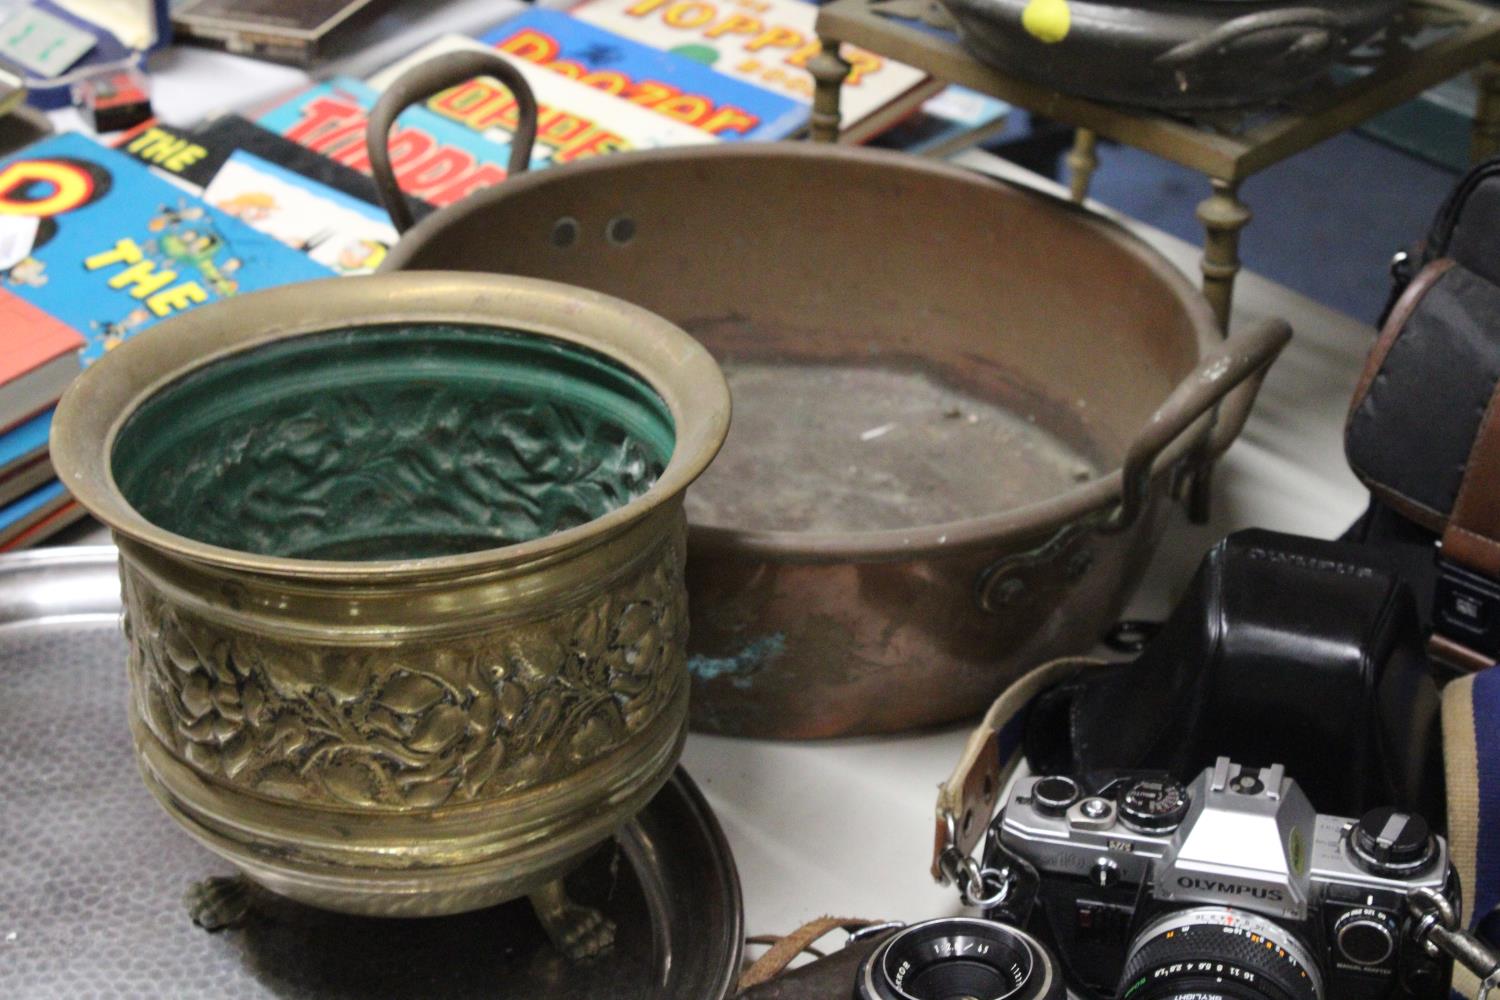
[50,272,731,581]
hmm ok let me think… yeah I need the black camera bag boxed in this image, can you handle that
[1345,155,1500,671]
[1021,529,1444,822]
[1385,155,1500,320]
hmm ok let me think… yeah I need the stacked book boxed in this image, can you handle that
[0,0,1006,550]
[0,133,331,549]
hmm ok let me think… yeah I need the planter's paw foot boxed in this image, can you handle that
[185,874,251,932]
[530,878,615,960]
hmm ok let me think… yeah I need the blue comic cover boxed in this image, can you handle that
[257,76,549,210]
[479,9,807,141]
[0,132,331,367]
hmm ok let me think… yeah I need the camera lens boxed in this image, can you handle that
[1117,907,1323,1000]
[857,918,1063,1000]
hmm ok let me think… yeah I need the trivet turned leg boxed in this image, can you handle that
[185,873,251,931]
[530,877,615,961]
[808,37,852,143]
[1197,178,1252,334]
[1067,128,1099,203]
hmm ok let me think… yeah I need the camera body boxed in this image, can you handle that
[985,758,1457,1000]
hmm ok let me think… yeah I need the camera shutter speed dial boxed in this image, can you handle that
[1118,778,1190,833]
[1349,808,1437,876]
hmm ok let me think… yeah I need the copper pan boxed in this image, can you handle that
[367,54,1290,738]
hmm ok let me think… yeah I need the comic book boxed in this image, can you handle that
[476,8,806,141]
[0,131,333,548]
[115,117,409,275]
[117,114,433,222]
[0,477,81,551]
[365,37,716,156]
[569,0,935,140]
[0,132,331,368]
[202,151,398,275]
[257,75,551,210]
[0,288,82,431]
[0,406,54,509]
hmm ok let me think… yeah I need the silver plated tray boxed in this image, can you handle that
[0,546,743,999]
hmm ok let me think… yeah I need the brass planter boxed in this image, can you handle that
[50,273,730,931]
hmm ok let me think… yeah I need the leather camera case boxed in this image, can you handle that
[1347,157,1500,669]
[1024,529,1444,821]
[736,930,891,999]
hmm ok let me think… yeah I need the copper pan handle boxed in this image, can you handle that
[973,320,1289,614]
[1104,317,1291,533]
[366,50,540,234]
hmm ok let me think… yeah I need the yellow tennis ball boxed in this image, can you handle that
[1022,0,1071,44]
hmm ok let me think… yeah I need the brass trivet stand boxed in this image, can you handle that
[811,0,1500,330]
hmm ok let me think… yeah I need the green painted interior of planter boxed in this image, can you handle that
[111,324,674,560]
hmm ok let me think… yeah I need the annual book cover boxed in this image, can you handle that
[0,130,332,521]
[569,0,934,138]
[202,151,398,275]
[117,114,433,222]
[0,287,82,431]
[0,476,80,550]
[365,37,715,157]
[0,132,331,368]
[118,118,406,274]
[477,8,806,141]
[0,405,54,508]
[257,75,551,209]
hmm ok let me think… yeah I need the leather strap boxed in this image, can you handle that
[1346,259,1458,534]
[1430,372,1500,670]
[1349,258,1458,432]
[737,917,886,991]
[1444,380,1500,579]
[1349,256,1500,669]
[932,656,1109,879]
[1430,633,1496,674]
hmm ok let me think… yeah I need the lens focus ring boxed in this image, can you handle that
[1118,908,1322,1000]
[858,918,1064,1000]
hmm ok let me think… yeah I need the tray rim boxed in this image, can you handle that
[0,543,744,999]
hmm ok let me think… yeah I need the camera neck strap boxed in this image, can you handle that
[932,656,1109,882]
[1443,668,1500,998]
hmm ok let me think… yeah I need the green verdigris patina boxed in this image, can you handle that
[111,324,674,560]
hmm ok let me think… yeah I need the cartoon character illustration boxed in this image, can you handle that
[143,203,246,296]
[7,255,47,287]
[0,215,56,286]
[89,307,152,353]
[335,237,388,274]
[216,191,278,225]
[147,203,205,232]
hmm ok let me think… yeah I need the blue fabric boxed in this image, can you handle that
[1473,668,1500,940]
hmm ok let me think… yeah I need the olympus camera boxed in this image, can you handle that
[983,758,1458,1000]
